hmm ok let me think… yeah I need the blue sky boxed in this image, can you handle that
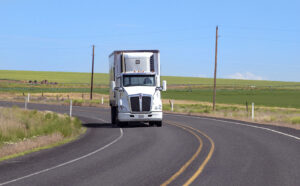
[0,0,299,81]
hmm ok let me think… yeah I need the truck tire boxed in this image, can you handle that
[113,108,127,127]
[111,106,117,125]
[156,121,162,127]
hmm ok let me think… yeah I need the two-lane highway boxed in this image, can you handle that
[0,102,299,186]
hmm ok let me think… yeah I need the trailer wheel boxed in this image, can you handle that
[156,121,162,127]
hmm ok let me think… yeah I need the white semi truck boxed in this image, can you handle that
[109,50,166,127]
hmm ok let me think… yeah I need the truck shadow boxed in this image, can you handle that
[83,122,150,128]
[82,123,113,128]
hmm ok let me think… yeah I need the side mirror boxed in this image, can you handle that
[114,87,123,91]
[162,80,167,91]
[111,81,116,90]
[156,87,163,91]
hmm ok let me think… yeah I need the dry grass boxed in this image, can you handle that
[163,99,300,112]
[0,92,108,100]
[0,92,110,107]
[0,92,20,101]
[1,93,299,130]
[0,107,83,160]
[39,93,109,100]
[163,102,300,130]
[0,133,63,158]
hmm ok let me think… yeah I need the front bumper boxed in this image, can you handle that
[118,111,163,122]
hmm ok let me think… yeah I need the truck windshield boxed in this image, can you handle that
[123,75,155,87]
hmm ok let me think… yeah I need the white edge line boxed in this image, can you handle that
[166,113,300,141]
[0,117,123,186]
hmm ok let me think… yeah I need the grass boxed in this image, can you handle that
[0,86,109,94]
[1,84,300,109]
[163,102,300,128]
[0,107,81,144]
[163,76,300,87]
[0,135,82,162]
[0,70,108,84]
[0,107,84,159]
[290,117,300,124]
[1,70,300,87]
[163,88,300,108]
[1,70,300,109]
[67,99,109,107]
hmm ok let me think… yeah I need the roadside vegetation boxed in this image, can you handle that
[1,87,300,109]
[163,101,300,129]
[1,70,300,87]
[0,107,84,161]
[163,88,300,108]
[1,70,300,109]
[0,70,299,129]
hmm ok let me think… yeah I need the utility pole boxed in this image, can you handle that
[90,45,95,100]
[213,26,218,111]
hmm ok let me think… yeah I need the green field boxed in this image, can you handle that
[0,70,109,84]
[1,70,300,108]
[1,70,300,87]
[163,89,300,108]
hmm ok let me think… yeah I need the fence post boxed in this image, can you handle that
[27,93,30,103]
[25,97,27,110]
[70,100,72,117]
[246,101,249,116]
[171,100,174,112]
[101,96,104,104]
[252,102,254,120]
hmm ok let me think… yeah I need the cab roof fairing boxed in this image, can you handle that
[109,50,160,57]
[117,72,157,77]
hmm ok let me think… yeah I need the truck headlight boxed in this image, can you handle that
[152,91,162,111]
[154,104,162,111]
[119,96,129,112]
[120,105,129,112]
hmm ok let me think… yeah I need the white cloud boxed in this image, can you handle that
[197,74,208,78]
[227,72,264,80]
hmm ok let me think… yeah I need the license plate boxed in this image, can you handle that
[138,115,144,119]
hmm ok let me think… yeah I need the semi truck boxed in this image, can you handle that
[109,50,166,127]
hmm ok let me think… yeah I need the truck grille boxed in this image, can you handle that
[130,97,140,112]
[142,97,151,111]
[130,96,151,112]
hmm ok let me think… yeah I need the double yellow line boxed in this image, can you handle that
[161,121,215,186]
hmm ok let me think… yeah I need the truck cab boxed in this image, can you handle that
[109,50,166,127]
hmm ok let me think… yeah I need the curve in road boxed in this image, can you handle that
[0,101,299,186]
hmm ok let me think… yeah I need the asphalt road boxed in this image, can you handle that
[0,101,299,186]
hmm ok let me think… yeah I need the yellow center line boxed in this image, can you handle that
[175,122,215,186]
[161,121,203,186]
[162,120,215,186]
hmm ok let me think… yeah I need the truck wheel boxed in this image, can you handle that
[156,121,162,127]
[111,106,117,125]
[112,107,127,127]
[114,109,127,127]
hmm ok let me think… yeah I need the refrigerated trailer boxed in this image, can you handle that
[109,50,167,127]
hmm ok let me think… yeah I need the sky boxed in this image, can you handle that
[0,0,299,82]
